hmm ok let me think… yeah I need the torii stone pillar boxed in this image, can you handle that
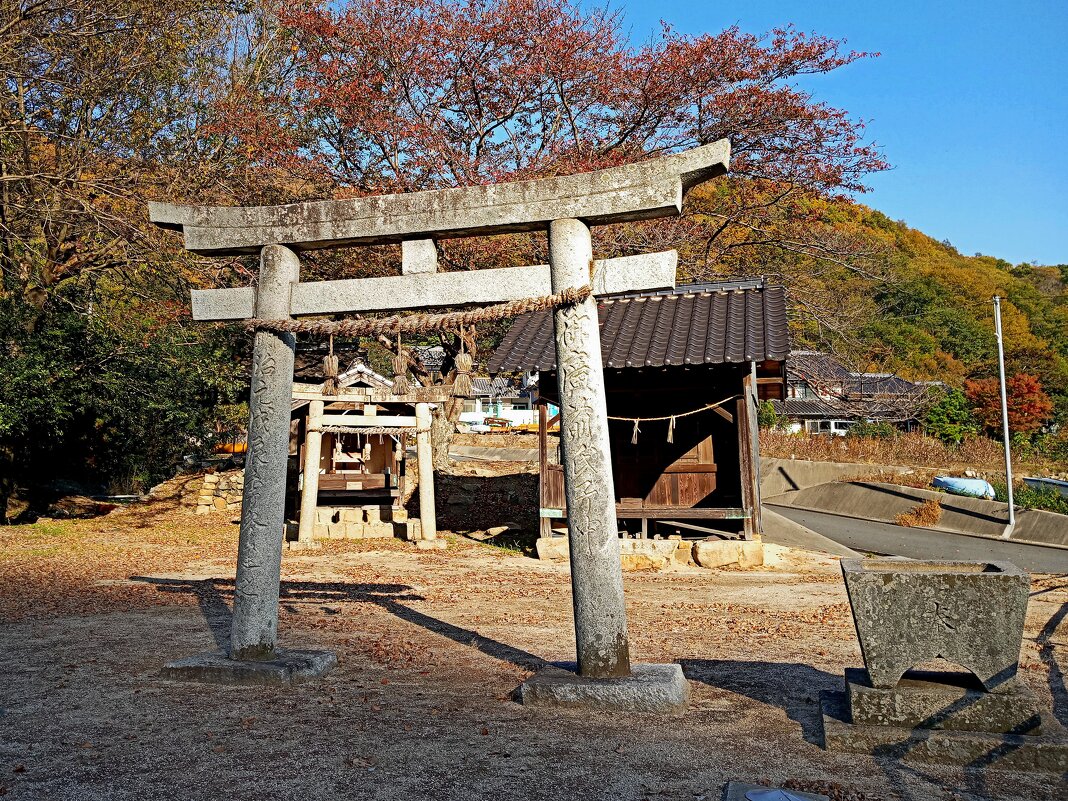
[515,221,687,710]
[548,219,630,678]
[162,245,337,683]
[230,244,298,660]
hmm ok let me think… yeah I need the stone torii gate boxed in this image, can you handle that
[154,140,730,707]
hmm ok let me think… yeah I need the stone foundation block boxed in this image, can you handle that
[161,648,337,686]
[363,506,382,524]
[344,522,366,538]
[619,553,667,570]
[845,668,1046,734]
[535,536,568,561]
[194,505,211,516]
[313,523,329,538]
[821,690,1068,773]
[518,663,688,714]
[415,538,447,550]
[363,521,396,538]
[316,507,337,525]
[672,541,695,566]
[693,539,738,568]
[392,508,409,523]
[340,508,363,523]
[407,519,422,540]
[737,541,764,568]
[326,522,347,538]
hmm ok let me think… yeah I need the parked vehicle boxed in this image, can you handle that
[806,419,855,437]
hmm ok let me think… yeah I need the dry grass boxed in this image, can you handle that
[760,430,1046,473]
[894,498,943,528]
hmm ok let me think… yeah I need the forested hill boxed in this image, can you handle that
[701,193,1067,421]
[846,205,1065,390]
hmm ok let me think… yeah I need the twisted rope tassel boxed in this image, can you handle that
[391,352,410,396]
[391,335,410,395]
[452,351,473,397]
[631,419,641,445]
[667,415,675,443]
[322,335,339,396]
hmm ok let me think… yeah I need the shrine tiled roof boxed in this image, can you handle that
[487,279,789,372]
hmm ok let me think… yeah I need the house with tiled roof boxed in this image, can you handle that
[771,350,932,432]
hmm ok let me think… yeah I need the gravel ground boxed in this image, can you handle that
[1,492,1066,800]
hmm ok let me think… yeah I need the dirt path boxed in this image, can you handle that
[2,495,1066,800]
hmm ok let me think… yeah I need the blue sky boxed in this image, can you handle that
[612,1,1067,265]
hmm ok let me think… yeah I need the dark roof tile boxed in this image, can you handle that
[488,280,789,372]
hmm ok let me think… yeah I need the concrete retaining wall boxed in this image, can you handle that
[760,457,910,498]
[774,481,1068,547]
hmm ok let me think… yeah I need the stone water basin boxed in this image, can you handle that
[840,558,1029,690]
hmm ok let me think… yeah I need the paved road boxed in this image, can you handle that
[769,504,1068,574]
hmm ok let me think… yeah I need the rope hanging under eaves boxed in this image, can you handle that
[608,395,739,444]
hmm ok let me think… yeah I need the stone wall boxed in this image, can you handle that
[313,505,422,541]
[194,470,245,515]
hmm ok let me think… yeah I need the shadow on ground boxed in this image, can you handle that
[681,658,839,746]
[132,575,546,672]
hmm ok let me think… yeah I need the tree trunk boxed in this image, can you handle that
[0,444,14,524]
[430,397,462,473]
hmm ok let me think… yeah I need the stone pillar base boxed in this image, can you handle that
[821,670,1068,773]
[283,539,322,551]
[518,663,687,714]
[415,539,447,550]
[161,649,337,686]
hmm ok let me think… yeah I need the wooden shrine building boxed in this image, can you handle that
[488,279,789,540]
[288,361,449,546]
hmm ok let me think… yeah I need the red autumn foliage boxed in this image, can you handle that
[965,373,1054,435]
[215,0,887,198]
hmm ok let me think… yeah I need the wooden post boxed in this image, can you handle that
[538,401,552,539]
[415,403,437,542]
[737,373,760,540]
[297,399,324,545]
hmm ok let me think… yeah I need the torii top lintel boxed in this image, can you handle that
[149,140,729,255]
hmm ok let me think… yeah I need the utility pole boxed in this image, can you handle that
[993,296,1015,536]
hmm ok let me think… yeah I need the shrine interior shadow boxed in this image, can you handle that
[681,658,837,746]
[131,575,546,672]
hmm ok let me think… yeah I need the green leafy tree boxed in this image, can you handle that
[757,400,780,430]
[922,389,979,444]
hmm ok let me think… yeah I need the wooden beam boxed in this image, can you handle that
[614,506,750,520]
[319,414,417,428]
[711,406,734,424]
[292,384,451,404]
